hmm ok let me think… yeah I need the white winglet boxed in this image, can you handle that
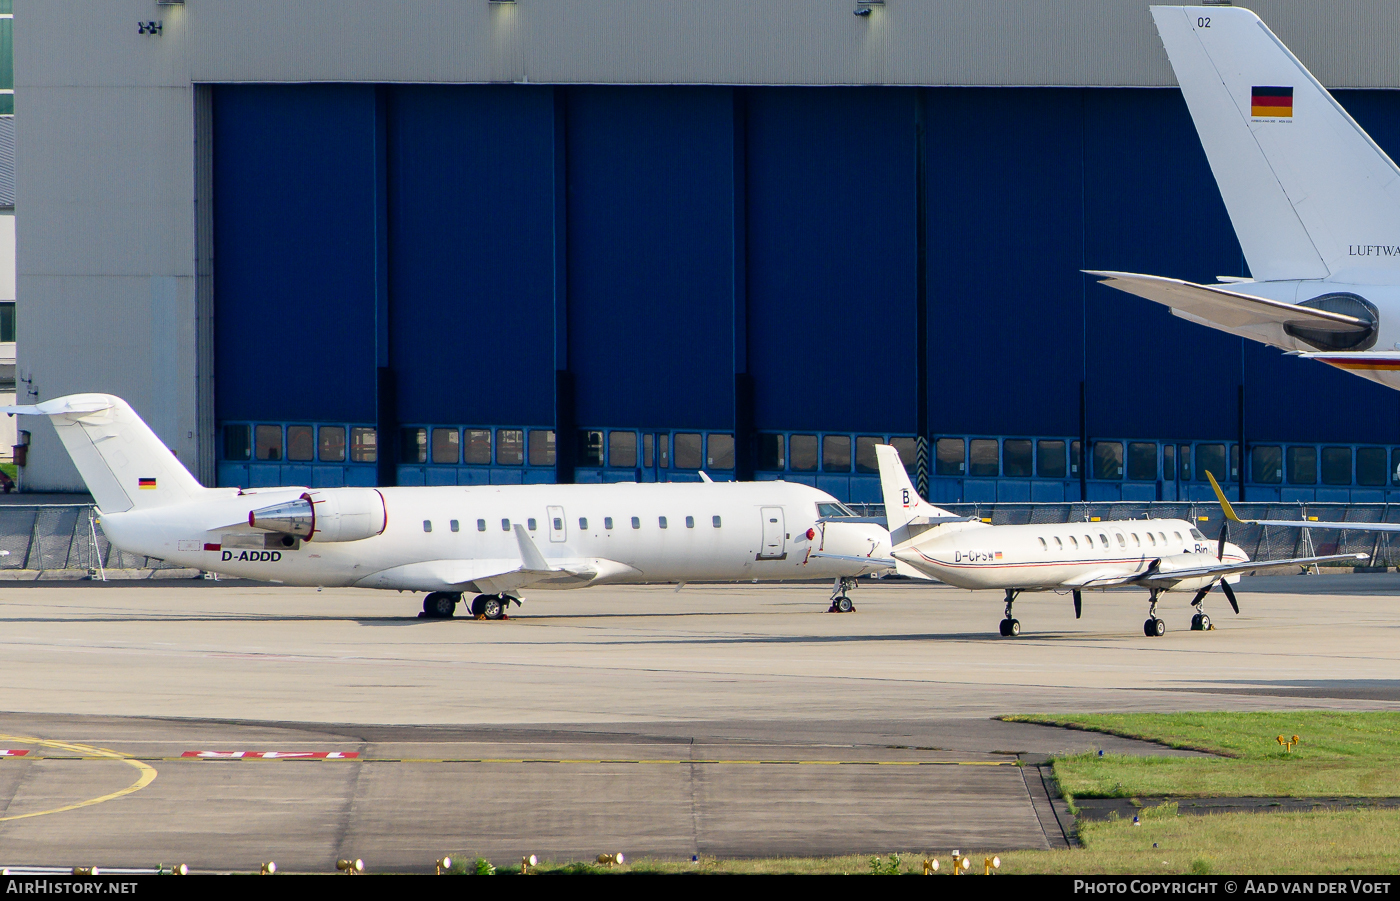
[514,524,554,572]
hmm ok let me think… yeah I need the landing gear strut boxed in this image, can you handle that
[470,594,511,620]
[1143,589,1166,637]
[421,591,460,619]
[998,589,1021,637]
[828,577,858,614]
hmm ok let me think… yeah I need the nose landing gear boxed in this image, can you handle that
[1143,589,1166,637]
[998,588,1021,637]
[828,577,858,613]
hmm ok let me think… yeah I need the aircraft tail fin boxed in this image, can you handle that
[875,444,966,545]
[1152,5,1400,282]
[2,394,211,513]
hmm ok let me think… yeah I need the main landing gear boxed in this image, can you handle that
[470,594,513,620]
[419,592,516,620]
[1143,589,1166,637]
[421,591,461,619]
[828,577,858,614]
[998,589,1021,637]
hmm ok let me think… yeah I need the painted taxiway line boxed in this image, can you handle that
[2,755,1009,767]
[0,733,157,823]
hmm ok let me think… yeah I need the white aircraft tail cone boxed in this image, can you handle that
[1,393,213,513]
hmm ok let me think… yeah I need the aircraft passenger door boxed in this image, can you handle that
[758,507,786,559]
[547,505,566,542]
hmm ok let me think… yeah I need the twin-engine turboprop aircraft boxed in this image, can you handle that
[864,446,1362,637]
[1090,6,1400,387]
[5,395,892,618]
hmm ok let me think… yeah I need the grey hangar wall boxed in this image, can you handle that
[209,83,1400,503]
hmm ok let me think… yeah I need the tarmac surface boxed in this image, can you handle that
[0,572,1397,872]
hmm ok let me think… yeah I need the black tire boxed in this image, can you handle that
[470,595,488,617]
[835,596,854,614]
[999,619,1011,637]
[1144,618,1156,637]
[423,592,456,619]
[1190,613,1203,631]
[1008,618,1021,637]
[482,596,505,620]
[1199,614,1211,631]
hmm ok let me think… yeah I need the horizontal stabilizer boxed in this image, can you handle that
[1295,352,1400,393]
[808,551,896,570]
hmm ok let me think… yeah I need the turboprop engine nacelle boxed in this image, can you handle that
[248,489,387,543]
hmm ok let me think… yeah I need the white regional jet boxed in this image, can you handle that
[4,395,892,618]
[1089,6,1400,386]
[866,445,1362,638]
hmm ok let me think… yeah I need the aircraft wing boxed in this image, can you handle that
[1085,271,1368,348]
[1138,553,1367,584]
[1295,352,1400,392]
[1207,470,1400,533]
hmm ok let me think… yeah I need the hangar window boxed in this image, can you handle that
[432,428,460,464]
[1163,445,1176,481]
[0,302,13,342]
[1071,440,1083,477]
[501,519,510,531]
[643,434,654,468]
[477,519,486,532]
[1358,447,1387,487]
[1177,444,1192,481]
[529,430,556,467]
[423,520,432,533]
[658,516,668,529]
[577,430,603,467]
[318,426,346,463]
[605,517,614,530]
[450,520,459,533]
[286,426,314,462]
[497,430,524,466]
[758,434,785,470]
[463,429,491,465]
[1287,446,1317,485]
[1127,443,1157,481]
[609,431,637,468]
[350,427,377,463]
[935,438,965,476]
[790,435,818,471]
[527,518,537,531]
[823,435,852,472]
[1393,449,1400,485]
[889,438,919,478]
[1036,440,1066,479]
[855,437,882,474]
[658,434,669,468]
[1038,537,1047,550]
[255,425,283,462]
[631,516,641,529]
[1198,444,1226,483]
[674,433,703,470]
[1251,446,1282,484]
[1231,444,1240,480]
[401,428,427,464]
[713,516,722,528]
[708,434,735,470]
[686,516,695,529]
[224,424,251,461]
[1321,447,1352,485]
[968,439,999,477]
[1092,442,1123,480]
[1003,440,1032,478]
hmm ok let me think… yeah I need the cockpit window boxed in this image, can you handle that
[816,502,857,518]
[1190,528,1207,541]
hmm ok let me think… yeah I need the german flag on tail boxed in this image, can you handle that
[1251,86,1293,118]
[138,477,157,490]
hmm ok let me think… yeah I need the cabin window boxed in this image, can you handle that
[610,431,638,468]
[463,429,491,464]
[1158,532,1167,544]
[1037,440,1066,479]
[1147,532,1156,547]
[1084,535,1093,549]
[1131,533,1140,547]
[497,429,524,465]
[423,520,432,533]
[713,516,722,528]
[1116,533,1126,547]
[855,436,882,474]
[224,424,251,461]
[450,520,459,533]
[400,427,427,464]
[350,427,377,463]
[707,434,735,470]
[432,428,460,464]
[1127,443,1157,481]
[604,517,614,529]
[631,517,641,529]
[659,516,668,529]
[477,519,486,532]
[1004,439,1033,478]
[1068,535,1078,549]
[527,518,537,531]
[790,434,818,471]
[1038,537,1047,550]
[287,425,314,462]
[579,518,588,530]
[1321,446,1352,485]
[577,429,603,467]
[1252,445,1282,484]
[968,439,999,477]
[1098,534,1108,548]
[318,426,346,462]
[674,434,703,470]
[1198,443,1226,482]
[758,434,785,470]
[1358,447,1387,487]
[501,519,510,531]
[686,516,695,529]
[255,424,283,461]
[553,518,563,531]
[1287,446,1317,485]
[529,430,556,467]
[935,438,965,476]
[1054,536,1063,550]
[823,435,852,472]
[1173,531,1183,542]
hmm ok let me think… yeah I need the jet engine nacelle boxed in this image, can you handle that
[248,489,387,543]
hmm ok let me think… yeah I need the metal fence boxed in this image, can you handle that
[0,505,186,573]
[846,501,1400,567]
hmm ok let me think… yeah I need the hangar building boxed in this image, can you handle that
[20,1,1400,505]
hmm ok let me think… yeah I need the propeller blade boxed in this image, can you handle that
[1220,579,1239,614]
[1073,590,1082,620]
[1190,586,1212,607]
[1217,520,1228,561]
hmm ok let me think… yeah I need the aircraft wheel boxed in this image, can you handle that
[834,596,854,614]
[1190,613,1208,631]
[482,595,505,620]
[999,618,1020,637]
[1008,618,1021,637]
[1144,617,1166,637]
[423,592,457,619]
[1198,613,1210,631]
